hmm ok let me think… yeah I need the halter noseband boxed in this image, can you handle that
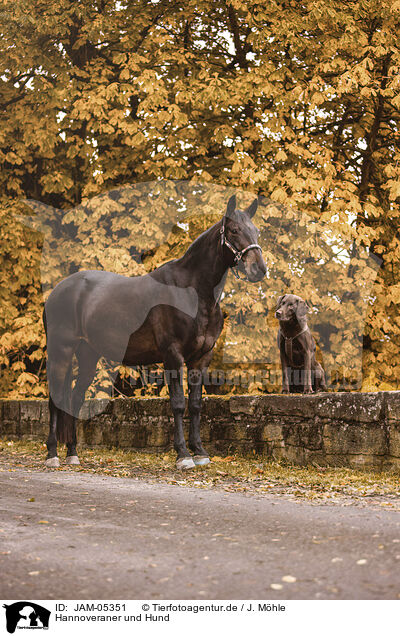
[220,216,262,280]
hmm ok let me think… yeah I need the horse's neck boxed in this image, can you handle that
[178,222,229,299]
[212,269,228,305]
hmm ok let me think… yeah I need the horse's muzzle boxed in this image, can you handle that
[247,260,267,282]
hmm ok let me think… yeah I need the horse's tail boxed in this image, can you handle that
[50,395,75,446]
[56,411,74,445]
[42,306,47,334]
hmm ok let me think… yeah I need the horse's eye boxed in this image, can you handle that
[231,228,238,234]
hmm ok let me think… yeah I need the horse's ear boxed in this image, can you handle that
[246,198,258,218]
[226,194,236,216]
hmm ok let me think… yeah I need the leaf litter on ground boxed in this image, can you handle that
[0,439,399,509]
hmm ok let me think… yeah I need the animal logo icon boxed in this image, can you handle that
[3,602,50,634]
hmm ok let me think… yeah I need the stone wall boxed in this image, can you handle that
[1,392,400,470]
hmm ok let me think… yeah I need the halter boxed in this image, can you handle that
[220,216,262,280]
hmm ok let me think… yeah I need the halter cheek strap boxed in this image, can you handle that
[220,216,262,279]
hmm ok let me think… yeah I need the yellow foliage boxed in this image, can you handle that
[0,0,399,397]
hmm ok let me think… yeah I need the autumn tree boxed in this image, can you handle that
[0,0,399,397]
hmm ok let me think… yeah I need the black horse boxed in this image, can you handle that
[43,194,266,469]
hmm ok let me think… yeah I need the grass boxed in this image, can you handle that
[0,438,399,508]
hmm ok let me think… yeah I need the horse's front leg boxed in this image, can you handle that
[164,348,195,470]
[188,351,213,467]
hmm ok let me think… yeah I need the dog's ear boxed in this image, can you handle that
[276,294,286,308]
[296,299,309,318]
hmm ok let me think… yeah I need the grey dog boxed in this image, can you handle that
[275,294,326,393]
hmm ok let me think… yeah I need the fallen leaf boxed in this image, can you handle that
[282,575,296,583]
[270,583,283,590]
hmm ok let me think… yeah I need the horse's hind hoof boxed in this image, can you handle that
[193,455,210,467]
[176,457,196,470]
[45,456,60,468]
[65,455,80,465]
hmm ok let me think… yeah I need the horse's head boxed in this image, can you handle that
[222,194,267,282]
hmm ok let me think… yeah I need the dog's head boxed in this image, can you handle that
[275,294,309,322]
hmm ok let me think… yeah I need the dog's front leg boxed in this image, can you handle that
[303,351,313,393]
[280,350,290,393]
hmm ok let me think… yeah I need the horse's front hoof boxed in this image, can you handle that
[65,455,80,465]
[45,456,60,468]
[193,455,210,467]
[176,457,196,470]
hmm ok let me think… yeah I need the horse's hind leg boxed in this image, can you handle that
[46,397,62,467]
[64,387,79,465]
[65,341,100,465]
[45,340,75,468]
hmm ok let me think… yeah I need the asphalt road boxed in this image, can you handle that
[0,468,399,600]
